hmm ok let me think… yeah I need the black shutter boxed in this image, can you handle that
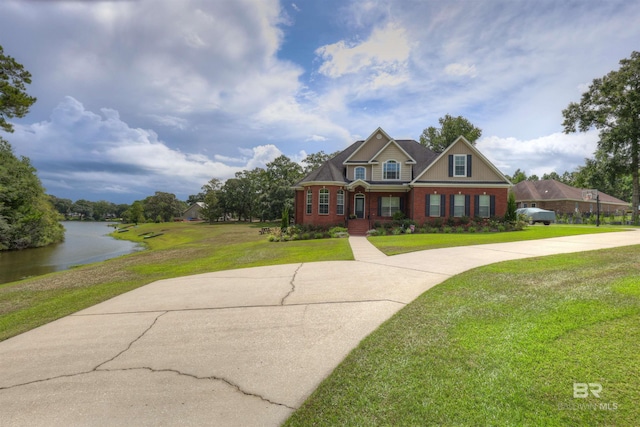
[448,155,454,177]
[450,194,455,217]
[465,195,470,217]
[474,195,479,217]
[490,195,496,217]
[377,197,382,216]
[400,197,405,213]
[467,155,472,177]
[440,194,446,217]
[426,194,430,216]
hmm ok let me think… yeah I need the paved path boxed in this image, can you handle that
[1,231,639,426]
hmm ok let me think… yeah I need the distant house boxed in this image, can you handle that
[512,180,629,215]
[292,127,512,235]
[182,202,205,221]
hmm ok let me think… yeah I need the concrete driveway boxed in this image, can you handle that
[1,230,639,426]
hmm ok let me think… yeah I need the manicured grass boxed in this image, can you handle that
[0,222,353,341]
[285,245,640,426]
[370,224,626,255]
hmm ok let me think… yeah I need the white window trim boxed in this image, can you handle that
[453,154,467,177]
[306,189,312,215]
[336,190,344,215]
[383,160,401,180]
[318,188,329,215]
[354,166,366,181]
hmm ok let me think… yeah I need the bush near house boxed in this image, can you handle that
[267,224,347,242]
[368,216,528,236]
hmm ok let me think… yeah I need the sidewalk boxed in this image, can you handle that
[348,235,387,261]
[0,230,638,426]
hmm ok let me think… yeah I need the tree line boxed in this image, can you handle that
[47,151,337,225]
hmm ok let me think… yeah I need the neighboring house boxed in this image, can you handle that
[292,127,512,235]
[512,180,629,215]
[182,202,205,221]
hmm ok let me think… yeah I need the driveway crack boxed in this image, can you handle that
[0,311,168,391]
[102,366,296,410]
[95,311,168,370]
[280,263,303,305]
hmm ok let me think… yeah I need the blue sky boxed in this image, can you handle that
[1,0,639,204]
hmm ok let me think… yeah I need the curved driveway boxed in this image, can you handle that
[1,230,639,426]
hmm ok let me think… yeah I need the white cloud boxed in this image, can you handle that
[315,22,410,79]
[10,97,285,201]
[306,135,328,142]
[477,131,599,177]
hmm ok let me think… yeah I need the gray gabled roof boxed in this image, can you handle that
[295,138,438,186]
[512,180,628,205]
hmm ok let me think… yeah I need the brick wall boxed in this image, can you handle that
[296,186,510,226]
[411,187,509,224]
[294,185,346,226]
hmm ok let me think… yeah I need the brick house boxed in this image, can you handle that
[512,179,629,215]
[292,127,512,235]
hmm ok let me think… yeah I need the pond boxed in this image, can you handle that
[0,221,142,284]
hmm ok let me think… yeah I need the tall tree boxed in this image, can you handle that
[509,168,528,184]
[1,45,37,134]
[419,114,482,152]
[573,149,632,202]
[0,45,62,250]
[201,178,223,224]
[264,155,303,220]
[562,51,640,221]
[0,140,64,250]
[302,150,340,173]
[144,192,184,222]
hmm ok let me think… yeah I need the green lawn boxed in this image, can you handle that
[0,222,352,341]
[285,245,640,426]
[370,224,626,255]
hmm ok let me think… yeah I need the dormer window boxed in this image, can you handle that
[383,160,400,180]
[355,166,366,180]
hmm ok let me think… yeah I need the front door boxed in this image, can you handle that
[355,194,365,219]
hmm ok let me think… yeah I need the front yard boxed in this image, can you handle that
[286,244,640,426]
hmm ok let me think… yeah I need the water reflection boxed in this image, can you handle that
[0,222,142,284]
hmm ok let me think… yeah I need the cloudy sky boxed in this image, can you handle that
[1,0,639,204]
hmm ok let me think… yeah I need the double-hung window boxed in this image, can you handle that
[478,195,490,218]
[429,196,441,217]
[383,160,400,180]
[354,167,366,180]
[318,189,329,215]
[454,155,467,177]
[454,194,465,217]
[336,190,344,215]
[305,190,312,214]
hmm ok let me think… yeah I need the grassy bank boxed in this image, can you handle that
[285,245,640,426]
[370,224,625,255]
[0,222,352,341]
